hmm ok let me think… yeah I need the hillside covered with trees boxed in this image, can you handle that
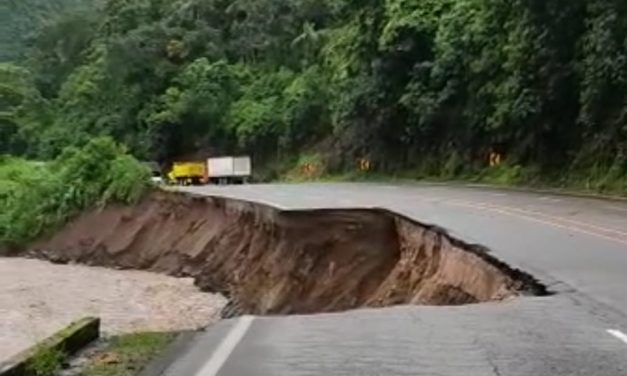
[2,0,626,191]
[0,0,97,62]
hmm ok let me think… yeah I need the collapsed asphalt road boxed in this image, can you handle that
[161,183,627,376]
[31,190,546,316]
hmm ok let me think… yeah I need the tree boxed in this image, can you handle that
[0,64,51,155]
[2,0,626,190]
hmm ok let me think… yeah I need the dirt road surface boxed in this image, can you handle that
[0,258,226,362]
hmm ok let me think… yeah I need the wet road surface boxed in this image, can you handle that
[161,183,627,376]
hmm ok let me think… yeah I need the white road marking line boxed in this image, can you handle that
[489,193,507,197]
[607,329,627,345]
[538,196,561,202]
[196,316,255,376]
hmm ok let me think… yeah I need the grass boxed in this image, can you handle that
[81,332,176,376]
[27,346,65,376]
[1,137,151,250]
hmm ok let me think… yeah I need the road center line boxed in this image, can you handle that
[196,316,255,376]
[447,200,627,246]
[453,199,627,238]
[607,329,627,345]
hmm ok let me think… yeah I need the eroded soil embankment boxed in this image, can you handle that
[29,191,546,315]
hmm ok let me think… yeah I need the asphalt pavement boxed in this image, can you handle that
[157,183,627,376]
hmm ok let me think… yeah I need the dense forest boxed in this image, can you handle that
[0,0,96,61]
[1,0,626,191]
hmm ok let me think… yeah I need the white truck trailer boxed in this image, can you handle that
[207,156,252,184]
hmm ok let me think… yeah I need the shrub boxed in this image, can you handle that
[0,137,150,249]
[285,153,327,181]
[104,155,152,203]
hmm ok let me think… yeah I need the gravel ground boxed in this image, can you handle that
[0,258,226,362]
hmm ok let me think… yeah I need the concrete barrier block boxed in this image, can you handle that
[0,317,100,376]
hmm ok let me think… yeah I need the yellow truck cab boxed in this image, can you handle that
[167,161,207,185]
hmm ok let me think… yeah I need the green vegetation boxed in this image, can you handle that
[0,137,150,250]
[82,332,176,376]
[0,0,98,62]
[27,347,65,376]
[1,0,626,194]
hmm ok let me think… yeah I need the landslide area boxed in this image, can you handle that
[28,191,546,315]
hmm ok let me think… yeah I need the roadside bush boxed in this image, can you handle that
[285,153,327,181]
[0,137,150,250]
[104,155,152,203]
[27,347,65,376]
[479,164,534,186]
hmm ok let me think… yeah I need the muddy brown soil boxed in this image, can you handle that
[28,191,546,315]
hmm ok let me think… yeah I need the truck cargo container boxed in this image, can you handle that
[207,156,251,184]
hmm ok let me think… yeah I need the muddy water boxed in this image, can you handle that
[0,258,226,361]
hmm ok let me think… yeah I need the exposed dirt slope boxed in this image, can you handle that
[29,191,546,315]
